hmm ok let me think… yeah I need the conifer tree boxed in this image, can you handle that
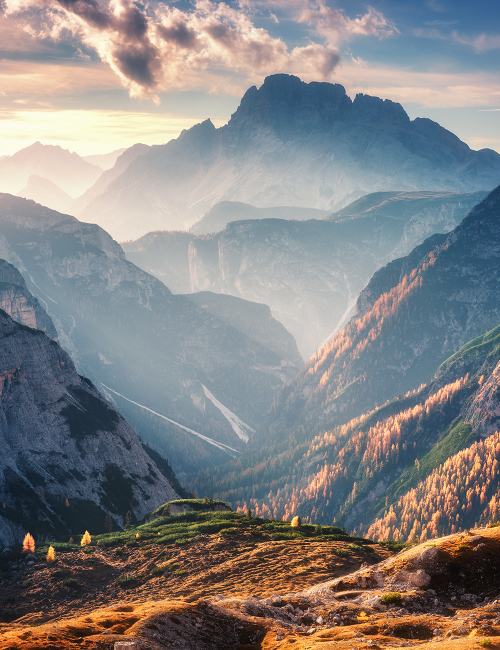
[81,530,91,546]
[46,546,56,563]
[291,516,302,527]
[22,532,35,554]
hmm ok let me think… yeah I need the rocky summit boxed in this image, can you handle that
[75,74,500,240]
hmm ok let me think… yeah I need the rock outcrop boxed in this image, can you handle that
[0,260,57,340]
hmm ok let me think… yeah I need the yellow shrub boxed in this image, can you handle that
[291,516,302,528]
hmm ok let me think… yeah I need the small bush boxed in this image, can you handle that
[173,570,186,577]
[115,549,124,556]
[63,578,81,589]
[116,574,136,587]
[335,548,350,557]
[174,538,189,546]
[151,565,169,575]
[381,592,402,605]
[249,529,262,538]
[51,570,65,578]
[20,579,32,588]
[488,522,500,528]
[478,639,493,647]
[220,528,238,536]
[349,544,362,551]
[291,516,301,528]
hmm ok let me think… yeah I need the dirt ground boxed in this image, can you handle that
[2,528,500,650]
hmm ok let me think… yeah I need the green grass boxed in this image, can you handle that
[116,574,136,587]
[381,592,402,605]
[63,578,81,588]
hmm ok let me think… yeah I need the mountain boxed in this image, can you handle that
[191,184,500,534]
[268,183,500,428]
[0,142,103,197]
[189,201,331,234]
[16,174,73,213]
[70,143,150,218]
[83,148,126,170]
[76,74,500,240]
[123,190,486,359]
[0,259,57,340]
[0,302,180,546]
[0,195,302,477]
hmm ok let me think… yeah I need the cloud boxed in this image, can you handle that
[336,60,500,109]
[298,2,398,46]
[452,32,500,53]
[4,0,349,102]
[3,0,397,102]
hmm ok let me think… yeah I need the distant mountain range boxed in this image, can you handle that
[0,142,102,198]
[0,195,302,477]
[73,74,500,241]
[192,183,500,537]
[0,266,181,545]
[123,190,486,359]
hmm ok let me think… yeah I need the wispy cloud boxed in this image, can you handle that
[3,0,396,102]
[336,61,500,109]
[298,2,398,46]
[452,32,500,53]
[0,106,229,155]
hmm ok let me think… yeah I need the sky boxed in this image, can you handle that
[0,0,499,157]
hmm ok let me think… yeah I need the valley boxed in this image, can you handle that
[1,68,500,650]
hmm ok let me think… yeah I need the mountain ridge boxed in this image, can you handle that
[76,74,500,240]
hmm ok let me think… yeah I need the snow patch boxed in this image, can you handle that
[201,383,254,443]
[100,383,242,458]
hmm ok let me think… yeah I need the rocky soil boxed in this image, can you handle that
[1,527,500,649]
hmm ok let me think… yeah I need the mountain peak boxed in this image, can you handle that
[227,73,352,139]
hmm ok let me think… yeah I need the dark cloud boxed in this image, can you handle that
[156,19,198,49]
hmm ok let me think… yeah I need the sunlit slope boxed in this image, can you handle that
[195,319,500,541]
[272,183,500,430]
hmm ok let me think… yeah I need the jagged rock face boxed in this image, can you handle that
[0,259,58,339]
[0,309,178,546]
[75,74,500,240]
[269,183,500,429]
[0,195,302,475]
[124,191,485,359]
[463,360,500,436]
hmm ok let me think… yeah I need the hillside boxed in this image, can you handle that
[191,186,500,534]
[2,513,500,650]
[0,306,180,546]
[123,190,484,358]
[192,319,500,539]
[76,74,500,240]
[269,183,500,428]
[0,195,302,476]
